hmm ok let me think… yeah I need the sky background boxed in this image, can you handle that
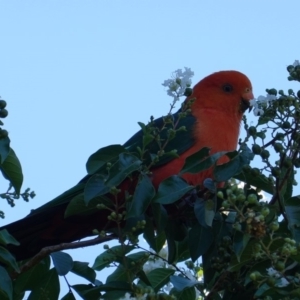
[1,1,300,299]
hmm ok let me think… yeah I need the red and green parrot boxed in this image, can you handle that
[2,70,254,260]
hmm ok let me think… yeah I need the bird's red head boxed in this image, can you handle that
[189,70,254,115]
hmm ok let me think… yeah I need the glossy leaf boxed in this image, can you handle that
[71,261,96,284]
[214,147,253,182]
[170,275,198,291]
[71,284,102,300]
[27,268,59,300]
[61,292,76,300]
[92,245,134,271]
[188,224,213,261]
[0,229,19,246]
[194,198,215,228]
[106,265,128,283]
[154,175,194,204]
[84,174,109,204]
[234,170,273,194]
[233,231,251,262]
[84,153,141,204]
[86,144,125,174]
[0,246,19,272]
[285,196,300,242]
[171,287,197,300]
[151,203,168,233]
[65,193,112,218]
[143,217,166,253]
[51,251,73,276]
[0,136,10,163]
[228,239,257,272]
[0,148,23,194]
[180,148,227,174]
[146,268,175,292]
[0,266,12,300]
[126,175,155,219]
[14,257,51,293]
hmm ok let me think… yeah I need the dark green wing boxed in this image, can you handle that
[12,109,197,216]
[124,108,197,167]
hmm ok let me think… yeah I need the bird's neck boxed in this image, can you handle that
[194,108,242,154]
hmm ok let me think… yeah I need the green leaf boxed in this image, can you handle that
[51,251,73,276]
[92,245,134,271]
[171,286,196,300]
[0,266,12,300]
[154,175,194,204]
[234,170,273,194]
[180,148,227,174]
[65,193,112,218]
[126,175,155,219]
[84,174,110,204]
[0,229,19,246]
[0,137,10,164]
[96,281,131,292]
[194,198,215,228]
[146,268,175,292]
[14,257,51,293]
[71,261,96,284]
[228,239,257,272]
[107,153,141,185]
[232,231,251,262]
[27,268,59,300]
[285,196,300,242]
[254,283,271,298]
[170,275,198,291]
[71,284,102,300]
[61,292,76,300]
[0,148,23,194]
[0,246,19,272]
[84,153,141,204]
[188,224,213,261]
[151,203,168,233]
[86,144,125,174]
[143,216,166,253]
[214,147,254,182]
[106,265,128,283]
[176,237,191,262]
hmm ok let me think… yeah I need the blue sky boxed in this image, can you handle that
[1,1,300,298]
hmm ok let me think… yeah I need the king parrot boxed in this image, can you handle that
[2,70,254,260]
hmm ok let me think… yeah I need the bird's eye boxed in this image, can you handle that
[245,87,251,93]
[222,84,233,93]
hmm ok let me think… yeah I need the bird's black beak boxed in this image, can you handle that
[240,98,251,113]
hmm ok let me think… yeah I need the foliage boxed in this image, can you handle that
[1,64,300,299]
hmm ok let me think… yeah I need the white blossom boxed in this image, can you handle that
[119,293,148,300]
[158,245,168,260]
[266,267,290,287]
[162,67,194,102]
[277,277,289,287]
[293,60,300,67]
[250,94,277,116]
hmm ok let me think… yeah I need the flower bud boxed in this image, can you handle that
[252,144,262,155]
[0,100,7,109]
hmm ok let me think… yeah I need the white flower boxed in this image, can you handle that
[293,60,300,67]
[253,107,264,116]
[277,277,289,287]
[185,270,196,281]
[266,267,290,288]
[162,67,194,101]
[266,267,280,277]
[119,293,148,300]
[158,245,168,260]
[250,93,277,117]
[143,258,165,274]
